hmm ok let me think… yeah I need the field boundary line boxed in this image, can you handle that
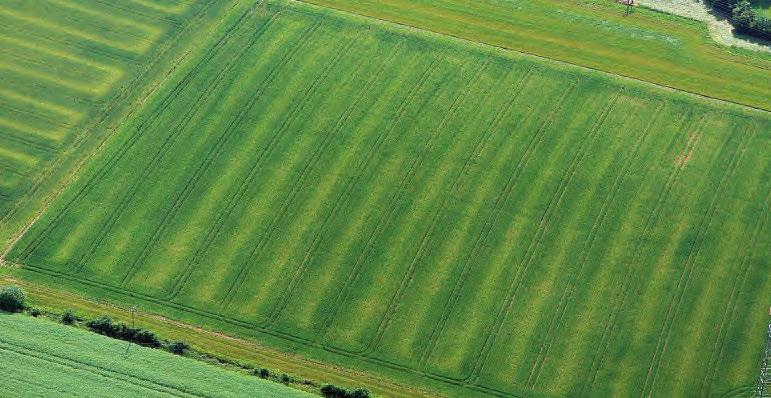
[12,1,257,265]
[11,261,524,398]
[292,0,771,113]
[73,5,268,278]
[361,65,536,360]
[0,0,220,264]
[701,186,770,395]
[163,17,329,301]
[639,120,757,398]
[580,114,707,395]
[465,84,614,384]
[118,12,284,286]
[0,274,443,398]
[260,39,407,328]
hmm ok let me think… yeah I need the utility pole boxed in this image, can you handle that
[124,306,137,358]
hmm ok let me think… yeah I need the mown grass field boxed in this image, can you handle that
[0,0,241,246]
[0,313,312,397]
[300,0,771,111]
[3,0,770,397]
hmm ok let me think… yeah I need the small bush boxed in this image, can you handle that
[132,329,161,348]
[0,285,26,313]
[350,389,371,398]
[168,341,190,355]
[257,368,271,379]
[61,310,77,325]
[86,316,117,335]
[280,373,293,384]
[29,308,42,317]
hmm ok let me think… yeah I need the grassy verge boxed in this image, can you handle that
[0,274,439,398]
[297,0,771,110]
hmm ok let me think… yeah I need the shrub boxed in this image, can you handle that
[280,373,292,384]
[168,341,190,355]
[0,285,26,313]
[61,310,77,325]
[29,308,42,317]
[257,368,271,379]
[86,316,117,335]
[350,389,371,398]
[320,384,348,398]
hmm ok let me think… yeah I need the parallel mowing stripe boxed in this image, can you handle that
[701,186,769,396]
[313,57,444,343]
[16,2,262,263]
[468,85,615,385]
[639,121,756,398]
[257,39,384,328]
[0,116,63,142]
[88,0,180,24]
[0,35,119,80]
[361,67,539,359]
[163,18,325,301]
[217,21,354,310]
[526,102,667,388]
[118,12,291,286]
[0,6,150,53]
[0,103,74,130]
[263,53,486,330]
[226,35,363,316]
[125,0,190,15]
[47,0,161,40]
[417,66,547,368]
[580,115,708,395]
[0,61,103,96]
[0,89,82,120]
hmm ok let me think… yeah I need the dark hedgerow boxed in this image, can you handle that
[85,316,161,348]
[321,384,371,398]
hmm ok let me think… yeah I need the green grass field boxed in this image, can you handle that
[300,0,771,111]
[0,0,243,246]
[0,313,312,397]
[5,1,769,397]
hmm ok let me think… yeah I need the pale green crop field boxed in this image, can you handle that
[0,313,312,397]
[3,0,770,397]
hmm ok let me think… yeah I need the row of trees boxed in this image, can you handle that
[706,0,771,40]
